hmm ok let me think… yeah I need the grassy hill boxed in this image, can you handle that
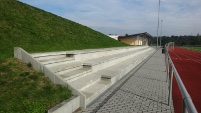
[0,0,128,112]
[0,0,127,61]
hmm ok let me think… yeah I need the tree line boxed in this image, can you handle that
[151,34,201,46]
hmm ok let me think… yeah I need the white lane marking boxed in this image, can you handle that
[180,49,201,60]
[170,50,182,60]
[176,49,201,65]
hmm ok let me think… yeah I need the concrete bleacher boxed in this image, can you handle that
[15,46,155,109]
[78,48,173,113]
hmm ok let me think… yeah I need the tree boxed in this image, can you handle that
[125,34,129,37]
[197,33,201,45]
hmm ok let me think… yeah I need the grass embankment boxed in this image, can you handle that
[183,46,201,52]
[0,58,72,112]
[0,0,127,60]
[0,0,128,112]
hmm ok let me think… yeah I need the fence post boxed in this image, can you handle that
[168,67,173,106]
[167,58,170,79]
[165,51,168,82]
[182,99,188,113]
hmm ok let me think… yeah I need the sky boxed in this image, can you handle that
[19,0,201,36]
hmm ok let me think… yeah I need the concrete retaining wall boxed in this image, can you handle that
[48,95,80,113]
[43,66,86,108]
[14,47,86,109]
[14,47,43,71]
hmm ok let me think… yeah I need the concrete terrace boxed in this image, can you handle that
[78,48,173,113]
[14,46,174,112]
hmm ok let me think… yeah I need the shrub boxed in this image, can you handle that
[20,71,30,77]
[27,62,32,68]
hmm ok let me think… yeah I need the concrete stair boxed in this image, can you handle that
[32,52,75,65]
[66,46,148,61]
[82,47,149,72]
[29,46,155,107]
[68,73,101,91]
[68,48,155,104]
[47,62,83,73]
[82,80,111,105]
[59,66,92,82]
[40,57,74,65]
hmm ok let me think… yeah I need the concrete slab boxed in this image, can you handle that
[82,80,111,104]
[47,62,83,73]
[40,57,74,65]
[59,67,92,82]
[67,46,148,61]
[69,73,101,90]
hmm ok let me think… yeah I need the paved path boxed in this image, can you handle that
[78,49,173,113]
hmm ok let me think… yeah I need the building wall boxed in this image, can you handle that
[142,37,148,45]
[119,36,138,45]
[107,35,119,40]
[119,35,148,46]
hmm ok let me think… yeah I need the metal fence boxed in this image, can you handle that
[165,42,198,113]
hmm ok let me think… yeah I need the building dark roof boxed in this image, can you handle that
[118,32,153,39]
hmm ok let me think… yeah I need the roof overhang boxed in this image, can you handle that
[118,32,153,39]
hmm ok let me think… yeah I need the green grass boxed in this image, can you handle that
[0,58,72,112]
[0,0,128,112]
[183,47,201,52]
[0,0,127,61]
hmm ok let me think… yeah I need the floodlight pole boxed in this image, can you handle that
[157,0,161,48]
[160,20,163,46]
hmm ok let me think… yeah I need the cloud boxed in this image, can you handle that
[19,0,201,36]
[160,0,201,35]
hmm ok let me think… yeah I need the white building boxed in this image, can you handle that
[118,32,153,46]
[107,34,119,40]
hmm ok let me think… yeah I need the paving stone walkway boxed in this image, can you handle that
[78,49,173,113]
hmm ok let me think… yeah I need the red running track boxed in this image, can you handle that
[168,47,201,113]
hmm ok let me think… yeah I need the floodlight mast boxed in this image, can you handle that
[157,0,161,48]
[160,20,163,46]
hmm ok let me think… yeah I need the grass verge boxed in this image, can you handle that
[182,46,201,52]
[0,58,72,112]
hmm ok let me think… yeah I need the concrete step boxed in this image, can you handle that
[99,49,154,82]
[58,67,92,82]
[83,47,150,72]
[67,46,148,61]
[81,80,111,105]
[40,57,74,65]
[31,51,76,66]
[31,46,148,66]
[69,48,155,106]
[46,47,151,83]
[69,73,101,91]
[31,51,67,58]
[47,62,83,73]
[32,52,73,61]
[74,48,153,91]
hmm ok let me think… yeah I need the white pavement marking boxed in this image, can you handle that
[170,50,182,60]
[181,48,201,59]
[176,49,201,65]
